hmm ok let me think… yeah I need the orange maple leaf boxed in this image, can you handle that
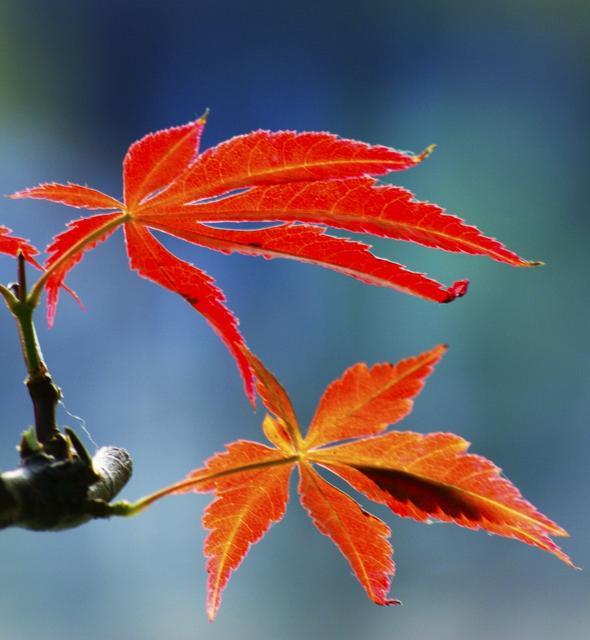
[144,345,571,620]
[11,115,539,402]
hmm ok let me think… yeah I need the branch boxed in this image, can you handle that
[7,254,67,454]
[0,430,132,531]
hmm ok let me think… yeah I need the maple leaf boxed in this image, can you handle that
[11,115,538,401]
[149,345,571,620]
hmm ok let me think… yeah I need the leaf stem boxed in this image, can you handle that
[108,454,298,517]
[10,254,45,377]
[6,254,64,452]
[0,283,17,309]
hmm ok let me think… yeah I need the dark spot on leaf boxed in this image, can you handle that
[354,465,483,521]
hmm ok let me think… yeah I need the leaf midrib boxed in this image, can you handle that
[137,152,416,214]
[140,202,527,266]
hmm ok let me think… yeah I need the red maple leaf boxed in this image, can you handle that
[144,345,571,620]
[0,226,40,265]
[11,115,539,402]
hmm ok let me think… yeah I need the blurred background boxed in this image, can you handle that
[0,1,588,638]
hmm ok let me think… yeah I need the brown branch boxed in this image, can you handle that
[1,248,133,531]
[0,438,133,531]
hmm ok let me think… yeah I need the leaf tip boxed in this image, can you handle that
[423,343,448,368]
[567,556,581,571]
[525,260,544,267]
[415,143,437,163]
[198,108,211,125]
[443,279,469,302]
[383,598,402,607]
[554,546,578,570]
[206,588,222,622]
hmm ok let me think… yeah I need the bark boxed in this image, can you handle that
[0,444,132,531]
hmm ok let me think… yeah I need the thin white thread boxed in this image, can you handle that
[58,397,99,450]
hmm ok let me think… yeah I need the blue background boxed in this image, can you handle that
[0,1,588,638]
